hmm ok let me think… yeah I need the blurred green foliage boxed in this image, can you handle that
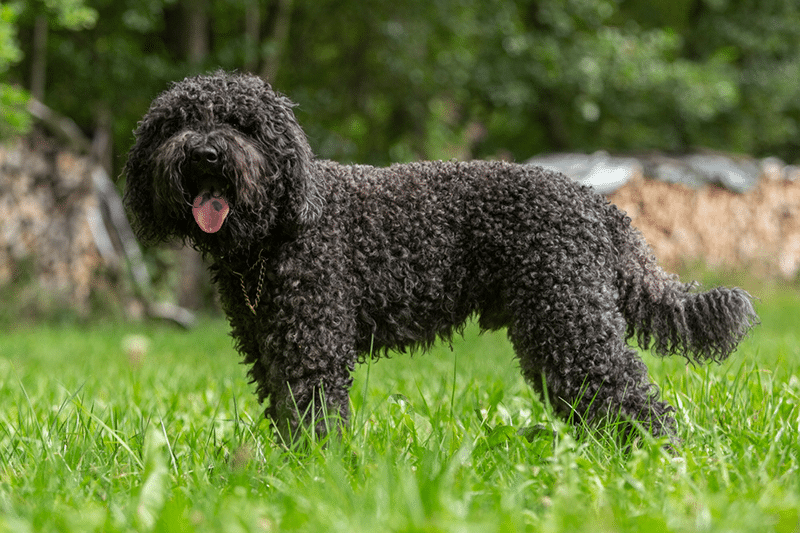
[4,0,800,170]
[0,3,30,138]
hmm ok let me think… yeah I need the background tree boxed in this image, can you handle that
[6,0,800,174]
[6,0,800,314]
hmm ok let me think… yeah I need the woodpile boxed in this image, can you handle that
[529,150,800,280]
[1,136,195,326]
[609,169,800,279]
[0,139,105,314]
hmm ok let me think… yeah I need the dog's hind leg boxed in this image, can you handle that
[507,271,677,441]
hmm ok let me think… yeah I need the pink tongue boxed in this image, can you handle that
[192,191,230,233]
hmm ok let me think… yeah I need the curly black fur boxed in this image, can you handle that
[124,71,758,442]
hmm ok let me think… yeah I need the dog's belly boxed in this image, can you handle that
[350,260,464,349]
[350,256,505,356]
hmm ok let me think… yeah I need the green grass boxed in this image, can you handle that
[1,291,799,532]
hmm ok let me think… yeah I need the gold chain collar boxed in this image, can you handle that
[228,251,268,315]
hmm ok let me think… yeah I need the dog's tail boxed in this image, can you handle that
[615,228,758,364]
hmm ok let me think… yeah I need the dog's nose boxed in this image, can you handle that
[191,146,218,165]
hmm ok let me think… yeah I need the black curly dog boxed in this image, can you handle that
[124,71,757,443]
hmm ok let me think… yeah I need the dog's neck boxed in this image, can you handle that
[208,245,273,315]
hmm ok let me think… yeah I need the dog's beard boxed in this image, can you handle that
[151,127,277,242]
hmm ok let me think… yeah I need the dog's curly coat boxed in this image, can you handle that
[124,71,757,442]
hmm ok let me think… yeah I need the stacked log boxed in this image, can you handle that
[609,169,800,279]
[529,151,800,280]
[0,139,105,315]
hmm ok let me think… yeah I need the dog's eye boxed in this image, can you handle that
[224,117,245,131]
[238,123,259,137]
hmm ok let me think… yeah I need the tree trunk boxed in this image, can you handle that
[178,246,207,311]
[30,14,48,101]
[261,0,295,81]
[183,0,209,64]
[244,1,261,72]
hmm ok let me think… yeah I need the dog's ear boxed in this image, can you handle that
[284,119,323,226]
[123,130,164,245]
[122,102,191,245]
[259,89,323,227]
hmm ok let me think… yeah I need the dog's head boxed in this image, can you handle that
[123,71,322,252]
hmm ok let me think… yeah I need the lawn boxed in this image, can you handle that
[0,286,798,532]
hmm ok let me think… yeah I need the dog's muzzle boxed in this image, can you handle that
[188,145,231,233]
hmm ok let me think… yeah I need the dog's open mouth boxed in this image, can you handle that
[192,189,230,233]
